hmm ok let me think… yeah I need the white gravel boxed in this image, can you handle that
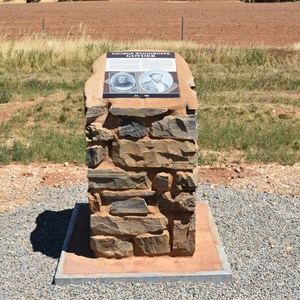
[0,184,299,299]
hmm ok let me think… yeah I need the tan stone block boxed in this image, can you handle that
[88,192,101,213]
[133,230,170,256]
[84,55,107,118]
[90,235,133,258]
[158,192,196,213]
[176,168,198,190]
[91,206,168,237]
[86,123,114,141]
[172,214,195,256]
[112,139,197,170]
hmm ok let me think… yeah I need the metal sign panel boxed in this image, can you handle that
[103,51,180,98]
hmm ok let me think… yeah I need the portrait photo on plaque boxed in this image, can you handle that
[103,51,180,98]
[109,72,137,93]
[139,70,174,93]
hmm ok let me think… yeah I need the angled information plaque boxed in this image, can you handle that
[103,51,180,98]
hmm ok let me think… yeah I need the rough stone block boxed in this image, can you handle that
[133,230,170,256]
[101,189,155,199]
[154,172,172,192]
[172,214,195,256]
[85,51,199,259]
[112,139,197,170]
[158,192,196,213]
[110,106,168,118]
[88,169,151,190]
[86,123,114,141]
[88,192,101,213]
[90,235,133,258]
[176,168,198,190]
[118,118,147,138]
[91,206,168,237]
[110,198,149,216]
[85,105,106,119]
[86,145,107,168]
[151,115,198,140]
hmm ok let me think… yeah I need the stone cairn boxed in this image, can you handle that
[85,52,198,258]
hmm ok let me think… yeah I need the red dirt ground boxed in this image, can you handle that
[0,1,300,46]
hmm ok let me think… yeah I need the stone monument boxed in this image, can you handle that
[84,51,198,258]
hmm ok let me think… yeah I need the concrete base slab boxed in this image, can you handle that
[54,201,232,284]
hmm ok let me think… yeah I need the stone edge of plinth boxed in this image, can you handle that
[54,201,232,285]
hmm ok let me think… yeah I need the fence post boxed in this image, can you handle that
[42,18,46,34]
[181,16,184,41]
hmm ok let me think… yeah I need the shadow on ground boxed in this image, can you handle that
[30,209,73,259]
[30,205,93,259]
[67,204,93,258]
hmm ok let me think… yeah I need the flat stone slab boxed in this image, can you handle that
[110,198,149,216]
[112,139,197,170]
[101,189,155,199]
[90,206,167,236]
[88,168,150,190]
[54,201,232,284]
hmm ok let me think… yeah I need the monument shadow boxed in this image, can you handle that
[30,205,93,259]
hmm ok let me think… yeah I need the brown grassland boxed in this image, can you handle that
[0,2,300,46]
[0,1,299,166]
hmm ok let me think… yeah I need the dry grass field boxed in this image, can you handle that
[0,1,300,46]
[0,1,299,166]
[0,38,299,166]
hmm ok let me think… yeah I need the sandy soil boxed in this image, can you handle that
[0,2,300,46]
[1,163,299,213]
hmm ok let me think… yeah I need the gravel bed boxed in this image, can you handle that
[0,184,299,299]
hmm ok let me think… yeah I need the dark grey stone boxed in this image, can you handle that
[110,198,149,216]
[88,169,151,190]
[154,172,171,191]
[151,115,198,140]
[119,118,147,138]
[85,105,106,118]
[86,146,107,168]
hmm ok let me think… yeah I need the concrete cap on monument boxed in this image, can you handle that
[84,50,198,120]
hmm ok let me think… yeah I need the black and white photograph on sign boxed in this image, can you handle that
[139,70,174,93]
[110,72,136,92]
[103,51,180,98]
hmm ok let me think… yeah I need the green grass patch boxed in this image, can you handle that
[0,78,12,103]
[199,107,300,165]
[0,127,85,165]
